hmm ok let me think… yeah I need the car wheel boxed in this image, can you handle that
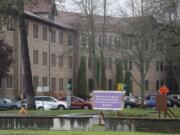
[83,105,89,110]
[172,104,178,108]
[58,105,65,110]
[38,107,44,110]
[125,104,132,109]
[11,106,18,110]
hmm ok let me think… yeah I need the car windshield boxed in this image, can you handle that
[4,98,13,103]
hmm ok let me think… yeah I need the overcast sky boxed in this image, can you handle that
[61,0,130,16]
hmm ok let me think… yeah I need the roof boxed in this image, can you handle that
[24,10,75,31]
[25,0,52,13]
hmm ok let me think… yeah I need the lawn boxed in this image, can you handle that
[0,108,179,118]
[0,130,179,135]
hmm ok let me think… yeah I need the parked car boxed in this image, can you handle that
[60,96,92,109]
[35,96,68,110]
[124,99,140,108]
[169,95,180,102]
[15,99,53,110]
[0,97,19,110]
[145,95,172,108]
[167,96,180,108]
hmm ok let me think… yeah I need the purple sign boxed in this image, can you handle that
[92,91,125,110]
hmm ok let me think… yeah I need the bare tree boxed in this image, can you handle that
[115,0,161,106]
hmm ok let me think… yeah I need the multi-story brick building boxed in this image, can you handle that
[0,1,166,99]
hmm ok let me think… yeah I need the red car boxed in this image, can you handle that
[60,96,92,109]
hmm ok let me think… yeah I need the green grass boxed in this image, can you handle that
[0,130,179,135]
[0,108,179,118]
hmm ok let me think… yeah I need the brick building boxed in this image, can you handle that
[0,1,166,99]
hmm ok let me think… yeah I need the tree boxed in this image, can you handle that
[117,0,160,106]
[115,59,124,85]
[77,57,88,98]
[124,71,132,96]
[0,40,12,78]
[144,0,180,93]
[0,0,56,109]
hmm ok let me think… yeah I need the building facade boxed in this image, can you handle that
[0,1,166,99]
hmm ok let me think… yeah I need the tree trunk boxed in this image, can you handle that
[140,63,145,107]
[19,14,36,109]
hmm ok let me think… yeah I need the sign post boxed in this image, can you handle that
[65,83,72,109]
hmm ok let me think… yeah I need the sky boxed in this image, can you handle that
[61,0,130,16]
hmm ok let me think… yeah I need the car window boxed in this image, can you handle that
[35,97,42,101]
[0,98,4,103]
[47,97,56,102]
[72,97,80,102]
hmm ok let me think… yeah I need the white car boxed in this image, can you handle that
[35,96,68,110]
[16,100,53,110]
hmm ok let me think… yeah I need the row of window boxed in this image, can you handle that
[33,50,73,68]
[81,33,164,51]
[33,23,73,45]
[33,50,165,72]
[32,76,65,91]
[144,80,164,91]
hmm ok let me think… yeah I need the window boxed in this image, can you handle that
[104,57,107,69]
[124,61,132,70]
[33,76,38,91]
[51,54,56,67]
[43,25,47,41]
[51,77,56,91]
[156,61,164,72]
[109,57,112,70]
[109,36,112,46]
[156,80,160,91]
[68,56,73,69]
[42,77,47,87]
[108,79,112,90]
[7,74,13,88]
[33,50,38,65]
[68,35,73,46]
[33,24,38,38]
[88,57,92,69]
[68,79,72,91]
[59,78,63,90]
[118,36,121,48]
[114,37,118,48]
[144,41,148,51]
[43,52,47,66]
[0,78,2,88]
[59,31,63,44]
[81,34,87,47]
[7,17,15,31]
[51,29,56,43]
[88,79,94,92]
[98,34,102,46]
[59,55,63,68]
[145,80,149,91]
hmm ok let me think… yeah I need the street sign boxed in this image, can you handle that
[65,83,72,89]
[37,86,49,92]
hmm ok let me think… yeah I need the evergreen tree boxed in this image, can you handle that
[101,56,107,90]
[115,60,124,84]
[124,71,132,96]
[77,57,88,99]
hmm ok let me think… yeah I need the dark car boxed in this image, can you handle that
[167,96,180,108]
[60,96,92,109]
[124,99,140,108]
[0,97,19,110]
